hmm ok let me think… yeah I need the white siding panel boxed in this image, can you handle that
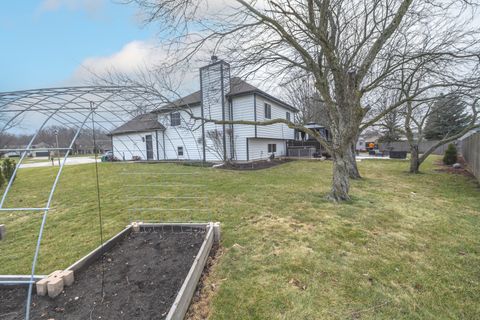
[112,131,160,161]
[112,92,295,162]
[157,106,203,160]
[255,96,295,140]
[231,95,255,161]
[248,138,287,161]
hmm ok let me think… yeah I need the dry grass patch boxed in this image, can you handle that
[0,157,479,319]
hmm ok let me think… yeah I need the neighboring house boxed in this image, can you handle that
[0,142,51,158]
[356,130,382,151]
[31,142,51,157]
[110,58,298,162]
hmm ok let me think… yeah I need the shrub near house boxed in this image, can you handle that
[443,143,458,165]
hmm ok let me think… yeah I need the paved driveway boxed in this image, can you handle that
[19,157,99,168]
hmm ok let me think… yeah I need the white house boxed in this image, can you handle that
[110,58,298,162]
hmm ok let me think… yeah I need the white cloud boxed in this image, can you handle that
[66,39,205,97]
[66,35,280,98]
[68,40,165,83]
[37,0,106,16]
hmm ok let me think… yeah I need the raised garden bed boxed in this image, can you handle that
[0,223,219,320]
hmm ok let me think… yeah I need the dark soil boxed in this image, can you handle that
[434,155,476,179]
[0,229,205,320]
[218,159,291,171]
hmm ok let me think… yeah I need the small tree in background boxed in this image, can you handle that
[424,95,471,141]
[378,110,403,144]
[2,158,16,182]
[443,144,458,165]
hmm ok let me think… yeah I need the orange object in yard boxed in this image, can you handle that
[368,142,375,149]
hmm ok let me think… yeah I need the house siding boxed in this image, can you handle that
[112,131,159,161]
[111,92,296,162]
[157,106,203,160]
[248,138,287,160]
[231,95,255,161]
[255,95,295,140]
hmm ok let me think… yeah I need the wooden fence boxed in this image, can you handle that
[378,140,452,155]
[461,132,480,182]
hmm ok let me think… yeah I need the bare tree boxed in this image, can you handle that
[125,0,480,201]
[378,56,480,173]
[379,112,403,144]
[0,111,25,148]
[282,73,328,127]
[376,95,405,145]
[403,95,479,173]
[198,128,234,163]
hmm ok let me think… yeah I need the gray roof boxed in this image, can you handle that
[229,77,259,95]
[165,91,202,109]
[110,113,165,135]
[154,77,297,113]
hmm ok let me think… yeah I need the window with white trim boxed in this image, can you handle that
[170,112,181,126]
[177,146,184,156]
[264,103,271,119]
[268,144,277,153]
[286,112,291,121]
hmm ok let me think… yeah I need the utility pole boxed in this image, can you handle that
[54,129,60,166]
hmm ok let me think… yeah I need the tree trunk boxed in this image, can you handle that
[329,152,351,201]
[345,141,361,179]
[409,145,420,173]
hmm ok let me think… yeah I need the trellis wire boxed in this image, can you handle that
[0,86,213,319]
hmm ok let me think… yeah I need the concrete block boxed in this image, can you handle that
[132,222,140,232]
[0,224,5,240]
[47,276,64,298]
[60,270,74,286]
[36,270,63,297]
[36,278,49,296]
[49,270,63,278]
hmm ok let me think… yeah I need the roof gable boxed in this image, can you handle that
[153,77,297,113]
[110,113,165,135]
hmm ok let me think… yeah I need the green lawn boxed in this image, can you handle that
[1,157,479,319]
[22,157,51,164]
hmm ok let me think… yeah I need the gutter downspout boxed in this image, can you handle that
[200,69,206,162]
[220,63,227,161]
[162,131,166,160]
[229,97,235,160]
[155,130,160,161]
[253,93,257,138]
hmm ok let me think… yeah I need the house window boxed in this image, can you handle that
[268,144,276,153]
[264,103,271,119]
[177,146,184,156]
[171,112,181,126]
[286,112,291,121]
